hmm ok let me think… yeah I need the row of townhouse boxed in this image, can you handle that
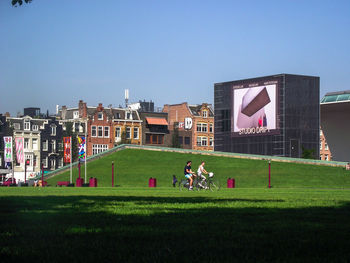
[0,100,214,179]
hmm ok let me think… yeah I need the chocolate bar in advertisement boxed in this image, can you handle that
[241,86,271,117]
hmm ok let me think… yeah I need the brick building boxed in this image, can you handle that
[139,112,171,146]
[320,128,332,161]
[163,103,214,151]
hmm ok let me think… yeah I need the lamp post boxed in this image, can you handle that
[112,161,114,187]
[25,159,30,184]
[41,162,44,187]
[268,161,271,189]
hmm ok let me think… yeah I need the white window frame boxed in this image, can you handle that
[325,143,328,151]
[51,140,56,152]
[92,144,109,155]
[98,112,103,120]
[209,137,214,147]
[320,141,322,150]
[32,138,38,150]
[24,120,30,131]
[43,140,48,151]
[50,158,56,170]
[98,126,103,137]
[91,126,97,137]
[58,158,63,168]
[197,136,208,146]
[104,126,110,138]
[196,123,208,133]
[43,157,48,168]
[33,125,39,131]
[24,138,29,149]
[133,127,139,139]
[203,111,208,118]
[51,125,56,136]
[209,123,213,133]
[115,127,121,138]
[25,154,33,167]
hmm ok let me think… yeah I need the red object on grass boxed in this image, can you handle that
[227,178,235,188]
[76,178,83,187]
[112,162,114,187]
[89,178,97,187]
[268,161,271,188]
[149,178,157,187]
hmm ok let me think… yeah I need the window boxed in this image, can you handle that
[51,140,56,152]
[184,137,190,145]
[178,136,183,145]
[73,111,79,119]
[146,134,164,144]
[126,112,131,120]
[33,155,37,167]
[209,137,214,147]
[115,127,121,138]
[203,111,208,118]
[196,123,208,132]
[92,144,109,155]
[325,143,328,151]
[126,127,131,139]
[51,125,56,136]
[32,139,38,150]
[24,138,29,149]
[91,126,97,137]
[325,154,329,161]
[58,158,63,168]
[43,140,48,151]
[197,136,208,146]
[209,123,213,133]
[98,112,103,120]
[25,154,33,166]
[98,126,103,137]
[320,141,322,150]
[133,127,139,139]
[115,113,121,119]
[33,125,39,131]
[14,123,20,130]
[24,120,30,131]
[43,157,48,168]
[58,142,63,151]
[104,126,110,138]
[50,159,56,170]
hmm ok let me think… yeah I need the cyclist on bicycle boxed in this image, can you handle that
[184,161,196,190]
[197,161,209,189]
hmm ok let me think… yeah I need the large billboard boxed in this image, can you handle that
[232,80,279,136]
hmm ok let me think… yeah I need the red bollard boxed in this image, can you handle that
[41,163,44,187]
[268,161,271,188]
[227,178,235,188]
[149,178,157,187]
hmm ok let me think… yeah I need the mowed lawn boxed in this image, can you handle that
[47,149,350,188]
[1,187,350,262]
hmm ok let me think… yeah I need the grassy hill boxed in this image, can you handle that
[47,149,350,188]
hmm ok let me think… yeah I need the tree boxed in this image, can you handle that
[171,125,181,148]
[12,0,32,6]
[302,146,316,159]
[120,130,131,145]
[63,122,78,162]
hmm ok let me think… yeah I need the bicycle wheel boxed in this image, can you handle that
[209,180,220,191]
[179,180,188,191]
[193,178,201,191]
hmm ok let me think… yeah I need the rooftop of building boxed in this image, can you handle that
[321,90,350,104]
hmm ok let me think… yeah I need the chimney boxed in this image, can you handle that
[61,106,67,119]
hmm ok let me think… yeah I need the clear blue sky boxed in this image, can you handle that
[1,0,349,115]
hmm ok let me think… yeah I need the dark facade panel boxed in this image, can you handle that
[214,74,319,158]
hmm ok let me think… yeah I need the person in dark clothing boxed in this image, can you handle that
[184,160,196,190]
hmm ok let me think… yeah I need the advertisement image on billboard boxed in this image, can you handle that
[232,82,278,136]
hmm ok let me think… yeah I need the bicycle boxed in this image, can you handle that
[178,172,220,191]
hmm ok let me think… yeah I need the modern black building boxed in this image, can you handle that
[139,100,155,112]
[24,107,42,118]
[214,74,320,158]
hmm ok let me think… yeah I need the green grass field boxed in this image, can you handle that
[47,149,350,188]
[1,149,350,262]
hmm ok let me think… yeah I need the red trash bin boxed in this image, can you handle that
[89,177,97,187]
[227,178,235,188]
[149,178,157,187]
[76,178,83,187]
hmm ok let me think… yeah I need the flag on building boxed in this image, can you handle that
[77,136,86,161]
[63,137,71,163]
[15,137,24,164]
[4,137,13,162]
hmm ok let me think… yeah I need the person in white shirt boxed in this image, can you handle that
[197,161,208,188]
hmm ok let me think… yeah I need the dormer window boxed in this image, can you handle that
[98,112,103,120]
[203,111,208,118]
[73,111,79,119]
[126,112,132,120]
[24,120,30,130]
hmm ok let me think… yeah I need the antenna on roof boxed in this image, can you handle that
[125,89,129,108]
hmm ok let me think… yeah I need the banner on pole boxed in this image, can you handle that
[4,137,13,162]
[77,136,86,161]
[63,137,71,163]
[15,137,24,164]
